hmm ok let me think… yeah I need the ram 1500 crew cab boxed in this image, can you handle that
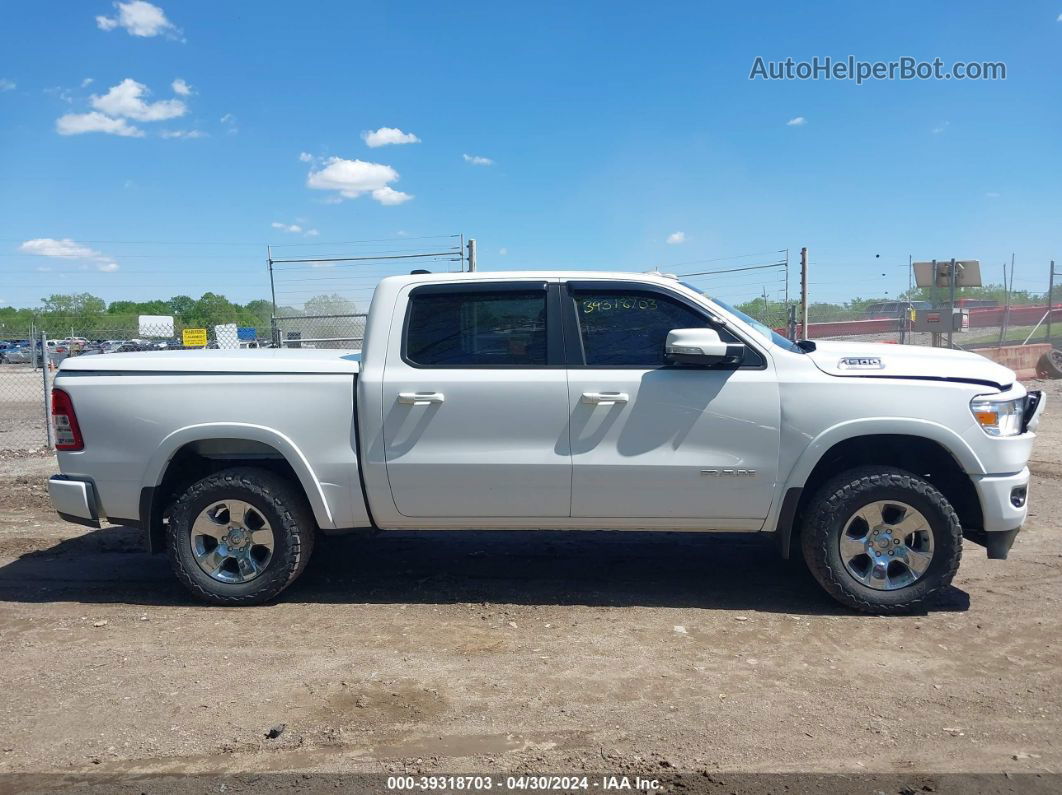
[47,271,1045,612]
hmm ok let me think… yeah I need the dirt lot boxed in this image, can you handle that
[1,380,1061,792]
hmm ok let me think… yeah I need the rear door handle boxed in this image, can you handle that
[581,391,629,405]
[398,391,445,406]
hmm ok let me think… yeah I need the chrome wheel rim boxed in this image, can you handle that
[839,500,934,591]
[190,500,274,584]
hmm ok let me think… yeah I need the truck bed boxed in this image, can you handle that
[59,348,361,375]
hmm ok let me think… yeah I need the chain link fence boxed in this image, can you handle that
[803,303,1062,353]
[0,331,50,452]
[273,314,367,349]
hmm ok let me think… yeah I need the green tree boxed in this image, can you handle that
[168,295,196,318]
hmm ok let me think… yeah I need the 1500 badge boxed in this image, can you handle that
[701,468,757,477]
[838,356,884,369]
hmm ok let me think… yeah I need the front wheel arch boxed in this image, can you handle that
[779,433,982,559]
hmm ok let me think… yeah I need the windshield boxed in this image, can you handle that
[681,284,803,353]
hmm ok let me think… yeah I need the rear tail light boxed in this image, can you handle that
[51,388,84,451]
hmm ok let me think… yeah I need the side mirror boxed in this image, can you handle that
[664,328,744,366]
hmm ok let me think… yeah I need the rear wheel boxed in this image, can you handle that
[800,466,962,613]
[167,467,315,605]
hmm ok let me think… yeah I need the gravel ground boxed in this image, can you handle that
[0,380,1059,792]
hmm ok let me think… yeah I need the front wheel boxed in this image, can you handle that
[801,466,962,614]
[167,467,316,605]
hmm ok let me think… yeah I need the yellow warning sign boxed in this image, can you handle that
[182,328,208,347]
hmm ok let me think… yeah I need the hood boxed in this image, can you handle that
[57,348,361,375]
[805,340,1014,390]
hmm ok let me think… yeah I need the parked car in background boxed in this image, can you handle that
[863,300,932,319]
[117,340,156,353]
[1,344,34,364]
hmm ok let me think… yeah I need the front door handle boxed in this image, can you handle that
[581,391,629,405]
[398,391,445,406]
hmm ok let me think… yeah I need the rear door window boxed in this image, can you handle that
[405,289,548,367]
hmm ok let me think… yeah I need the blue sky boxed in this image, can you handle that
[1,0,1060,310]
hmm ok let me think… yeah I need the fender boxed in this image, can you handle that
[143,422,336,530]
[782,418,987,492]
[765,418,985,558]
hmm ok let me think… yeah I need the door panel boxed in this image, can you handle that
[567,368,779,520]
[563,283,780,523]
[382,283,572,518]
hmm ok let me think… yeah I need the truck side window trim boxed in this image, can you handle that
[400,281,566,369]
[560,280,767,370]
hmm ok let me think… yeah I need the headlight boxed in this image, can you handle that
[970,396,1025,437]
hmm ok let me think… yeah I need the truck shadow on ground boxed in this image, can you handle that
[0,524,971,615]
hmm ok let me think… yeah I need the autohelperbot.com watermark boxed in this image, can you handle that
[749,55,1006,84]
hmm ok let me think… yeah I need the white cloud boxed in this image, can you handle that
[666,231,687,245]
[220,113,238,134]
[271,221,303,233]
[96,1,180,39]
[171,78,192,96]
[786,116,807,127]
[91,78,186,121]
[298,151,314,162]
[44,86,74,104]
[271,221,320,236]
[372,186,413,205]
[56,111,144,137]
[81,78,94,88]
[362,127,420,147]
[159,128,206,139]
[1058,13,1062,21]
[20,238,97,258]
[306,157,411,204]
[0,79,15,92]
[498,247,508,255]
[19,237,119,271]
[932,121,950,134]
[463,153,494,166]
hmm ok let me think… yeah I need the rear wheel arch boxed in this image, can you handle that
[142,430,332,553]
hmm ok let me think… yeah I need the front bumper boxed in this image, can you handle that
[964,467,1030,559]
[47,475,101,528]
[971,467,1030,533]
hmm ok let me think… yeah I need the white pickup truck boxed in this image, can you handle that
[46,271,1044,612]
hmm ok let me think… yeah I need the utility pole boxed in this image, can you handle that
[267,244,279,347]
[761,286,769,319]
[467,238,478,272]
[946,257,957,349]
[799,246,808,339]
[783,248,789,309]
[1048,260,1056,343]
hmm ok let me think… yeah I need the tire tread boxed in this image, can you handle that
[801,466,962,614]
[166,467,315,606]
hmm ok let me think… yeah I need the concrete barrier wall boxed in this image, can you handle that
[974,343,1052,379]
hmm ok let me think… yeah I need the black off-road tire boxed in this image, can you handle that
[800,466,962,614]
[167,467,316,605]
